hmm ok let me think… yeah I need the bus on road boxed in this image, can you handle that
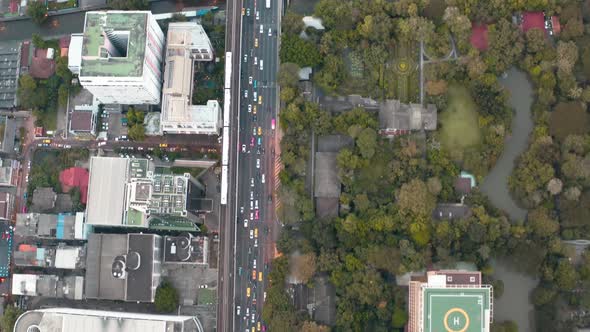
[266,0,270,8]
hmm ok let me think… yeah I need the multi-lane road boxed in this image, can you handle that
[234,0,280,331]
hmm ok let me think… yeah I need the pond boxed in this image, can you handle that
[481,68,537,331]
[480,67,533,222]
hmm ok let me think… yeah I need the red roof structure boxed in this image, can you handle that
[470,23,488,51]
[29,48,56,79]
[59,167,89,204]
[522,11,545,33]
[551,16,561,35]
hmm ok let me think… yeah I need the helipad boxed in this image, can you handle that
[423,287,491,332]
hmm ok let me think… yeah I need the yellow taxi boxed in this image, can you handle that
[254,38,258,47]
[43,139,51,144]
[258,272,263,282]
[254,228,258,238]
[159,143,168,148]
[247,287,251,297]
[241,8,245,15]
[253,105,257,114]
[258,96,262,105]
[257,322,261,331]
[251,327,255,332]
[257,127,262,135]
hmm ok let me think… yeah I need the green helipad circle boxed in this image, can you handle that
[393,57,413,76]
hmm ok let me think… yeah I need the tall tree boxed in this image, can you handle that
[27,1,47,25]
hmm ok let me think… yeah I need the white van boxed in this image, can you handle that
[261,174,265,183]
[260,24,263,34]
[260,60,263,71]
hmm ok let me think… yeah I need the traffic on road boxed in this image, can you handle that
[234,0,278,330]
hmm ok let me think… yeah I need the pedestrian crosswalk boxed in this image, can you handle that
[273,155,282,212]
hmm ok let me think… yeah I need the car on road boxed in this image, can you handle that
[247,287,251,297]
[64,145,71,149]
[248,104,252,112]
[258,95,262,105]
[250,191,254,200]
[247,8,250,16]
[252,128,257,136]
[252,270,256,280]
[257,137,262,146]
[254,57,257,65]
[250,137,255,147]
[255,209,259,220]
[244,90,248,98]
[253,115,257,122]
[240,206,244,214]
[258,322,261,331]
[256,159,260,168]
[241,7,245,15]
[271,118,275,129]
[244,219,248,228]
[249,229,253,239]
[256,10,259,20]
[242,144,246,153]
[251,312,255,323]
[253,259,257,269]
[251,178,254,187]
[98,142,107,147]
[255,200,259,209]
[257,127,262,135]
[250,200,253,209]
[249,76,253,84]
[260,24,263,34]
[253,91,257,101]
[268,28,272,36]
[159,143,168,148]
[258,272,263,282]
[260,60,263,71]
[244,53,248,62]
[250,211,254,219]
[261,174,265,183]
[254,38,258,47]
[253,80,257,88]
[43,139,51,144]
[254,239,258,247]
[253,105,257,114]
[236,305,241,315]
[254,228,258,238]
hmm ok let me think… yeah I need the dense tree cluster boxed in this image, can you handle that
[263,0,590,331]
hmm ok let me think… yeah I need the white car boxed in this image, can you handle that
[250,178,255,187]
[254,239,258,247]
[240,206,244,214]
[256,11,259,20]
[255,200,258,209]
[244,90,248,98]
[250,211,254,219]
[260,24,263,34]
[254,57,257,65]
[249,229,254,239]
[253,259,257,269]
[241,144,246,153]
[250,191,254,200]
[249,76,253,84]
[244,219,248,228]
[243,54,248,62]
[256,159,260,169]
[248,104,252,112]
[253,91,257,101]
[268,28,272,36]
[246,8,250,16]
[250,200,253,209]
[236,306,241,316]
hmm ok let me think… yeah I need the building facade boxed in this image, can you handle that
[160,22,220,135]
[72,11,165,105]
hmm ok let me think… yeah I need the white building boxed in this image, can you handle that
[71,11,165,105]
[160,22,221,135]
[14,308,203,332]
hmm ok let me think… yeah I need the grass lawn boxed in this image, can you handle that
[197,288,216,305]
[388,41,419,103]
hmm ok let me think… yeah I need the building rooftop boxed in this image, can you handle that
[163,234,207,264]
[0,41,19,109]
[14,308,202,332]
[86,157,129,226]
[379,100,437,134]
[59,167,90,203]
[30,48,56,79]
[12,274,84,299]
[13,243,86,269]
[31,187,57,213]
[85,233,161,303]
[69,111,93,132]
[521,11,545,33]
[432,203,472,220]
[16,213,85,240]
[80,11,148,77]
[0,220,12,277]
[470,23,489,51]
[314,152,340,198]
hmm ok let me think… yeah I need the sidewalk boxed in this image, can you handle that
[0,3,106,22]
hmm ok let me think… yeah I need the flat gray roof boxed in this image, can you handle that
[314,152,340,198]
[86,157,128,226]
[85,233,127,300]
